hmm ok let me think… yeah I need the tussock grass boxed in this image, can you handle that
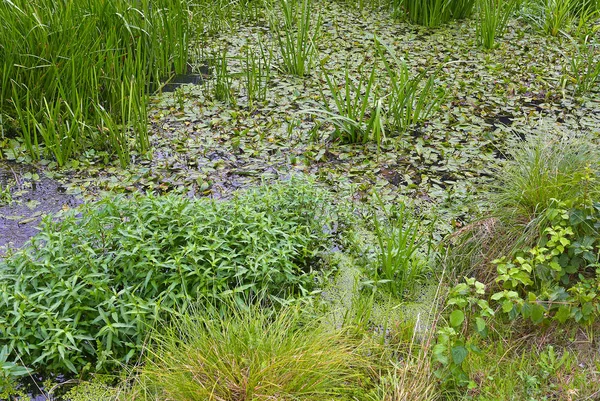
[138,301,369,401]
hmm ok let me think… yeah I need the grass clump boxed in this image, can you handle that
[0,179,337,375]
[136,300,368,401]
[492,132,599,245]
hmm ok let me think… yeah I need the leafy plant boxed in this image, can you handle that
[477,0,519,49]
[0,345,29,397]
[492,132,600,249]
[273,0,321,76]
[377,40,445,135]
[0,179,337,375]
[434,277,493,386]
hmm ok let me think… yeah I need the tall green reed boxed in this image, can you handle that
[393,0,452,26]
[242,40,272,109]
[311,65,385,145]
[273,0,321,76]
[0,0,191,166]
[477,0,519,49]
[376,40,445,135]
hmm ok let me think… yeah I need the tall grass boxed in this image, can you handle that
[562,36,600,95]
[372,199,433,297]
[313,65,385,144]
[0,0,191,166]
[392,0,451,26]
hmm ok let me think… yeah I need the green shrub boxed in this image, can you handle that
[137,301,368,401]
[0,179,337,375]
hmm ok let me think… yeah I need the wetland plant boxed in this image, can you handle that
[0,0,190,166]
[213,49,236,104]
[0,180,336,374]
[314,65,385,145]
[242,40,272,109]
[377,40,445,134]
[392,0,452,26]
[274,0,321,76]
[138,301,368,401]
[373,200,432,298]
[492,131,600,248]
[477,0,519,49]
[562,36,600,95]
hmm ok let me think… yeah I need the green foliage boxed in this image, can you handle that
[313,65,384,145]
[138,300,368,400]
[0,0,190,165]
[492,132,600,248]
[392,0,453,26]
[433,277,493,386]
[273,0,321,76]
[477,0,519,49]
[449,0,477,18]
[392,0,476,25]
[0,179,337,375]
[241,40,272,109]
[492,200,600,324]
[212,49,236,104]
[561,35,600,96]
[542,0,576,36]
[376,40,445,135]
[371,198,433,297]
[438,200,600,387]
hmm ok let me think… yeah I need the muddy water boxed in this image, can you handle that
[0,162,80,256]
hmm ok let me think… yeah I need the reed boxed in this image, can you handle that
[0,0,191,166]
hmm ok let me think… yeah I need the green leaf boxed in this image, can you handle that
[530,304,545,324]
[555,306,571,323]
[449,310,465,328]
[475,317,486,333]
[451,345,468,365]
[502,300,514,313]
